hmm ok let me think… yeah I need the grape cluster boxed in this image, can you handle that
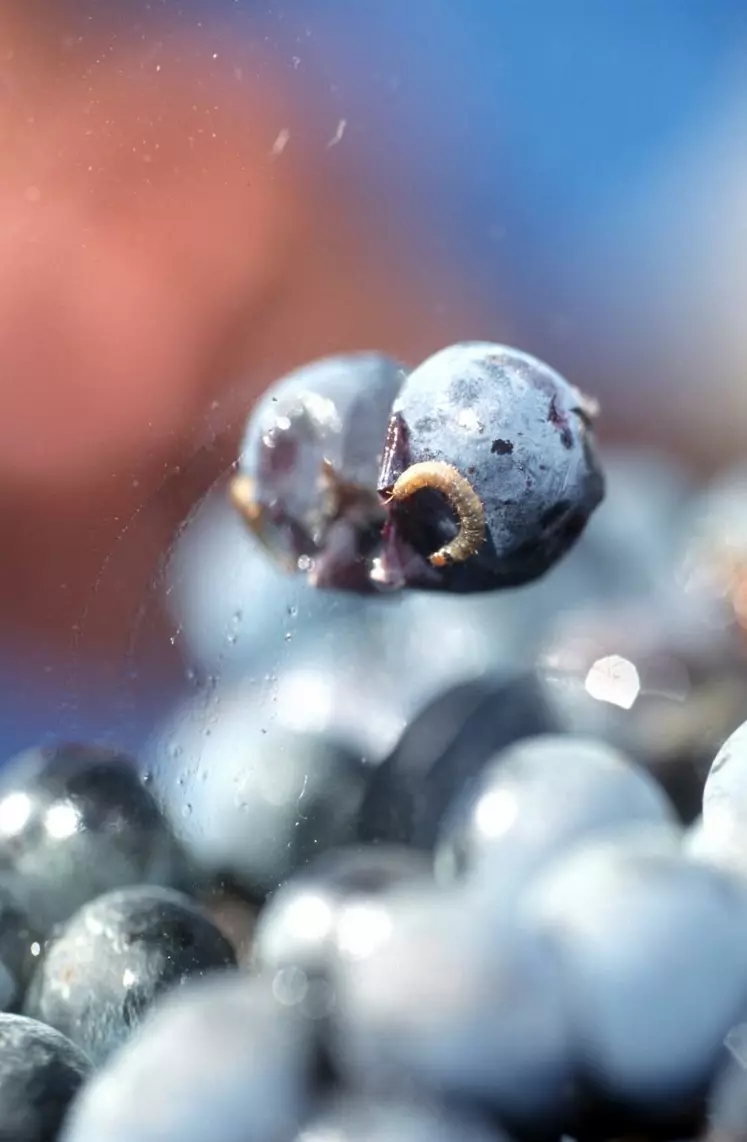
[5,344,747,1142]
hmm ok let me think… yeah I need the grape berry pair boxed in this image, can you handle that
[4,344,747,1142]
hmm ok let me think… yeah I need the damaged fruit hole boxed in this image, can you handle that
[230,341,605,596]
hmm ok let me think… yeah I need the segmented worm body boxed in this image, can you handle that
[389,460,486,567]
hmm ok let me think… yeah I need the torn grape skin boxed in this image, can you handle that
[231,342,605,595]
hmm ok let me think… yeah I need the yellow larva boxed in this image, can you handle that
[389,461,486,567]
[229,473,263,528]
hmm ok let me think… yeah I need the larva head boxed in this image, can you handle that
[430,551,452,569]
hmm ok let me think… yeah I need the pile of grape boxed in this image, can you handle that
[4,344,747,1142]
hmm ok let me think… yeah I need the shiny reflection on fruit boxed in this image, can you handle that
[43,802,82,841]
[473,788,519,841]
[584,654,641,710]
[280,893,336,945]
[335,901,394,962]
[0,793,32,837]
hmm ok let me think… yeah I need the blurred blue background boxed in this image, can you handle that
[257,0,747,446]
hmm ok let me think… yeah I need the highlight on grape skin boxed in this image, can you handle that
[230,342,605,595]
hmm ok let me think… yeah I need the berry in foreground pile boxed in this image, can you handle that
[299,1094,510,1142]
[0,742,189,937]
[250,843,431,978]
[24,885,236,1066]
[524,830,747,1122]
[0,1013,90,1142]
[434,732,676,891]
[60,973,323,1142]
[148,689,369,900]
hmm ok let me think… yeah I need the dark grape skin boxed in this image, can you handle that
[0,883,42,1014]
[357,673,563,851]
[59,973,326,1142]
[376,342,604,593]
[0,1013,91,1142]
[0,742,189,937]
[24,885,236,1067]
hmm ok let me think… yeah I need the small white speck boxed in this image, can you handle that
[456,407,482,433]
[271,129,290,157]
[326,119,347,149]
[30,942,41,957]
[585,654,641,710]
